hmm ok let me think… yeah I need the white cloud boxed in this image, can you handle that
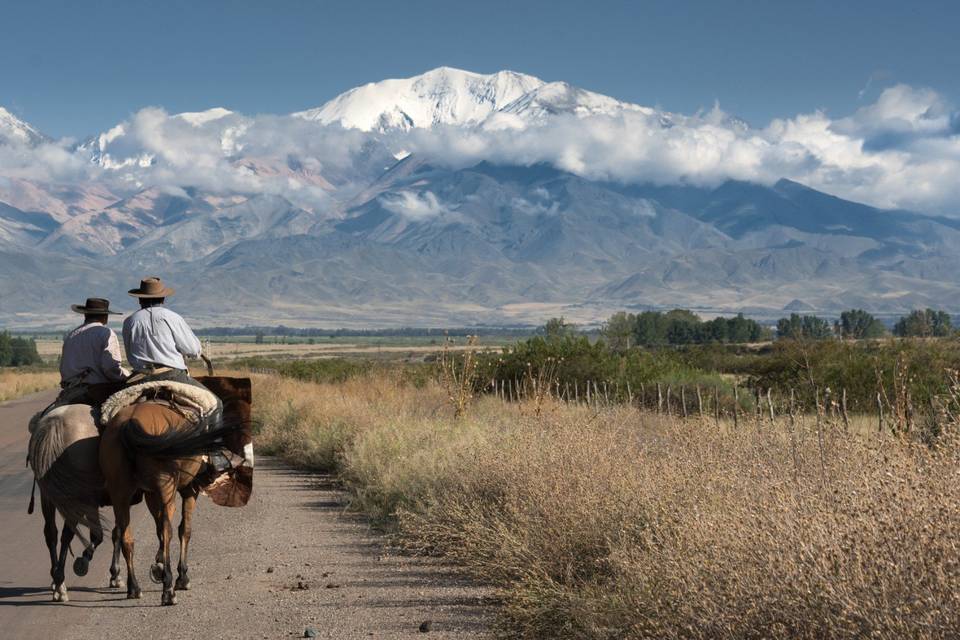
[392,84,960,214]
[0,83,957,216]
[379,190,452,220]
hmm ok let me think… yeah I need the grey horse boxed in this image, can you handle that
[28,404,123,602]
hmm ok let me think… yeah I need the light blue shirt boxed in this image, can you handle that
[122,306,202,372]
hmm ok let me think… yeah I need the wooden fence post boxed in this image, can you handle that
[841,388,850,432]
[657,383,663,414]
[877,391,884,433]
[733,385,740,429]
[696,385,704,421]
[714,385,720,428]
[681,386,688,418]
[626,381,633,406]
[767,388,775,422]
[755,387,763,428]
[666,385,672,415]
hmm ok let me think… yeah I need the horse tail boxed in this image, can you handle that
[28,409,104,538]
[119,410,240,460]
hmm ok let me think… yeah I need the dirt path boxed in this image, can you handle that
[0,392,491,639]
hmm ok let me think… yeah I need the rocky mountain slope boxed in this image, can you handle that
[1,68,958,327]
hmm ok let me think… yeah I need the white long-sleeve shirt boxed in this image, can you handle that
[60,322,130,384]
[122,306,202,372]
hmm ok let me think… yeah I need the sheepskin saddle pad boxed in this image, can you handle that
[100,381,219,426]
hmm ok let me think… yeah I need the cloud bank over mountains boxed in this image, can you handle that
[1,69,957,216]
[3,67,960,327]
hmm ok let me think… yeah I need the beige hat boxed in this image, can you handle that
[128,276,175,298]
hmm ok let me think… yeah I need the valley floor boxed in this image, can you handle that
[0,392,490,640]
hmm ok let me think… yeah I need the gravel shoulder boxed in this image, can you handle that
[0,392,492,640]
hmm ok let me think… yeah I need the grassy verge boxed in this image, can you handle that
[0,370,60,404]
[254,372,960,639]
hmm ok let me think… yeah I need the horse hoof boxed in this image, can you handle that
[53,584,68,602]
[109,577,125,589]
[161,591,177,606]
[149,563,164,584]
[73,557,89,577]
[175,577,191,591]
[127,589,141,600]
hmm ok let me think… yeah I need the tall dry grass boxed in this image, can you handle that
[0,370,59,404]
[255,373,960,639]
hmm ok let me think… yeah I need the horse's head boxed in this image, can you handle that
[195,376,254,507]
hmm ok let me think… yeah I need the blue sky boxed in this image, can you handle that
[2,0,957,138]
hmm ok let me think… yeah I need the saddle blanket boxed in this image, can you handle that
[100,380,220,426]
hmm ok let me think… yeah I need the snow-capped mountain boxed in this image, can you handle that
[76,107,241,169]
[496,81,652,122]
[2,67,960,327]
[293,67,545,131]
[0,106,47,146]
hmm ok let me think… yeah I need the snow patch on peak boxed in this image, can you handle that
[293,67,545,132]
[175,107,234,126]
[497,82,652,121]
[0,106,47,146]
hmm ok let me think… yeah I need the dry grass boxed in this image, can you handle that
[34,338,491,362]
[255,373,960,639]
[0,370,59,404]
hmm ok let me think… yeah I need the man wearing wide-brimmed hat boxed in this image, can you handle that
[59,297,130,405]
[122,277,203,380]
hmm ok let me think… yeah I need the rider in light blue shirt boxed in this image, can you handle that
[122,277,202,373]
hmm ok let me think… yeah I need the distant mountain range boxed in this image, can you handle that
[1,67,958,328]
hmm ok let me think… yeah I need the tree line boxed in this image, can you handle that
[597,307,955,346]
[0,332,42,366]
[776,308,954,340]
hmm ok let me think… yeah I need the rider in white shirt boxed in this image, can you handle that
[59,297,129,404]
[122,277,202,376]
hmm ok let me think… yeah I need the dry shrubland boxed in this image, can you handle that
[0,370,59,404]
[254,373,960,639]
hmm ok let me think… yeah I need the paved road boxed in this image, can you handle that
[0,391,490,639]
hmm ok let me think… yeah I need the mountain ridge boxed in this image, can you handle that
[1,68,958,327]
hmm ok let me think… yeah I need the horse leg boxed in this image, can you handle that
[40,496,59,595]
[175,489,197,590]
[108,525,124,589]
[158,485,177,606]
[144,492,165,584]
[52,522,75,602]
[113,501,140,599]
[73,513,103,577]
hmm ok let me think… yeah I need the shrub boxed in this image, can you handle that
[256,373,960,639]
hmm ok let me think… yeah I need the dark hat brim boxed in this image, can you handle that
[128,286,175,298]
[71,304,121,315]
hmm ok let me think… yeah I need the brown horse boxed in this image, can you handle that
[99,376,253,605]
